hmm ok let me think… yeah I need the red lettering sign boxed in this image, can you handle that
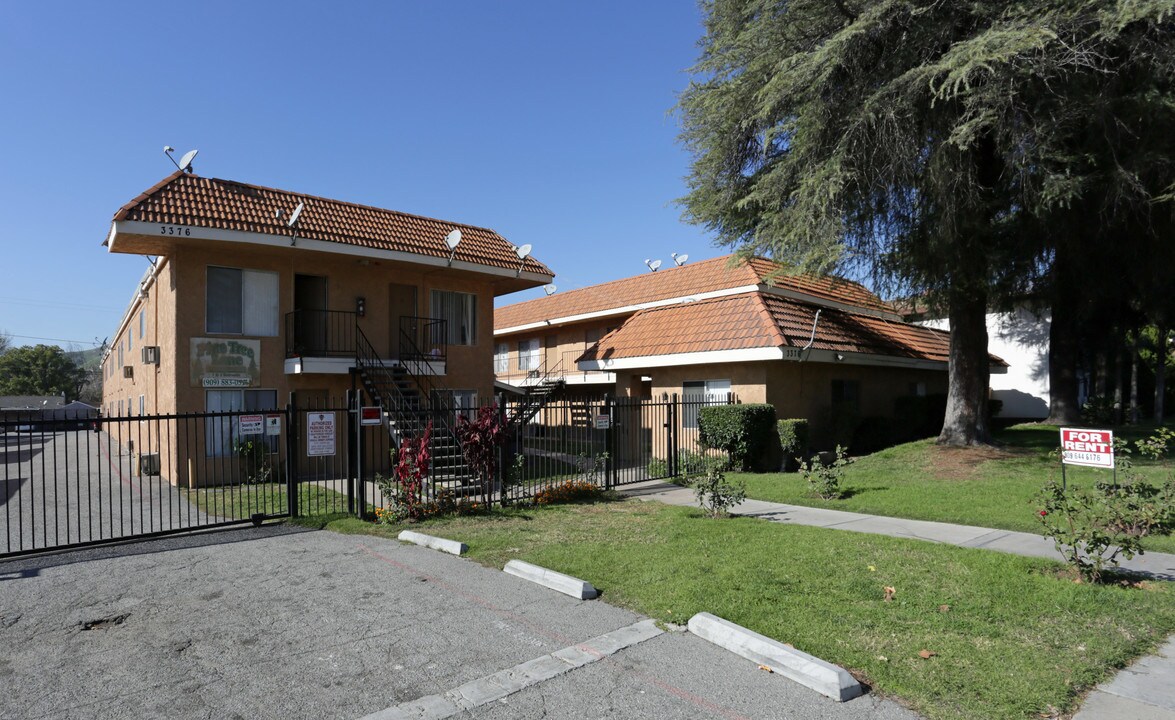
[1059,427,1115,469]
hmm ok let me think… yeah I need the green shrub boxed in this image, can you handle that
[693,466,747,517]
[852,416,893,454]
[698,404,778,471]
[777,419,809,472]
[648,448,728,480]
[893,393,947,441]
[799,445,850,499]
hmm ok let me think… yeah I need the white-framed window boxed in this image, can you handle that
[128,329,132,352]
[430,289,477,345]
[493,343,509,373]
[206,266,279,336]
[139,310,145,339]
[682,379,731,428]
[518,338,540,371]
[205,389,278,457]
[138,395,145,416]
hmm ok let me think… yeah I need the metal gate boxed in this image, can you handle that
[1,407,295,558]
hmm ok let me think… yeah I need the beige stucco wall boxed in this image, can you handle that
[494,316,620,387]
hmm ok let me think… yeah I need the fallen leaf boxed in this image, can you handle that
[758,664,774,673]
[938,604,950,613]
[883,586,897,602]
[877,655,888,662]
[919,649,937,659]
[868,565,876,572]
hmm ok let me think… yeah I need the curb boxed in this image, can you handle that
[397,530,468,556]
[687,612,862,702]
[503,560,598,600]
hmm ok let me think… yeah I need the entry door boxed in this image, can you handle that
[389,283,418,358]
[294,275,329,356]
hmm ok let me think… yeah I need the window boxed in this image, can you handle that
[127,329,132,352]
[682,379,731,428]
[430,289,476,345]
[206,266,279,336]
[831,379,861,409]
[139,310,145,339]
[438,389,478,425]
[494,343,509,373]
[518,338,540,371]
[205,389,278,457]
[138,395,145,416]
[118,343,123,369]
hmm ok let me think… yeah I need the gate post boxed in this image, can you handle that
[668,394,678,477]
[346,389,358,516]
[604,396,615,490]
[286,394,299,518]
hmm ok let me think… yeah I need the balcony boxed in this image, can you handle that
[282,310,450,375]
[495,345,615,388]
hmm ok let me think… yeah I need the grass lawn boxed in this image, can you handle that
[736,423,1175,553]
[297,499,1175,720]
[183,482,361,520]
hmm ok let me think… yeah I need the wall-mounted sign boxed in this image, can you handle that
[191,338,261,388]
[1060,427,1114,469]
[238,414,264,436]
[360,407,383,426]
[594,413,611,430]
[265,415,282,436]
[307,412,336,457]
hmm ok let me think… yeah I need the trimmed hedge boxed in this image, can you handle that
[698,404,778,472]
[777,419,809,472]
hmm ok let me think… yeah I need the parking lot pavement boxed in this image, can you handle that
[0,526,920,720]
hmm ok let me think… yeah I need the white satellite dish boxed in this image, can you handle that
[287,202,304,228]
[645,258,662,272]
[544,284,557,296]
[178,149,198,172]
[672,252,689,266]
[445,229,462,251]
[515,243,532,260]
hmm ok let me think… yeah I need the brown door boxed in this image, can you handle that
[294,275,329,355]
[389,283,418,358]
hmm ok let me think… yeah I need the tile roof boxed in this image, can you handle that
[112,171,553,276]
[495,254,893,331]
[580,291,1003,366]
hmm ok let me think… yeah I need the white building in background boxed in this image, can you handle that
[915,305,1051,421]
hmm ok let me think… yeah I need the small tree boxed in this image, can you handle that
[376,422,433,522]
[455,405,506,495]
[0,344,87,397]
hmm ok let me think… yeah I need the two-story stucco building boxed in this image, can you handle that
[100,170,552,484]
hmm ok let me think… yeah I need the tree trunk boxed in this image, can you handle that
[1130,332,1140,424]
[1113,341,1124,425]
[937,286,992,446]
[1046,300,1082,424]
[1156,325,1168,423]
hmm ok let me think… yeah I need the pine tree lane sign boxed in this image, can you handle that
[1060,428,1114,469]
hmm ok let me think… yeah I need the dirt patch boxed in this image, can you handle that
[925,445,1018,481]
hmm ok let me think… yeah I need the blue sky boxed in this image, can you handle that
[0,2,717,350]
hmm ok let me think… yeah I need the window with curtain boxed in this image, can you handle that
[206,266,279,336]
[518,338,540,371]
[430,289,477,345]
[494,343,508,372]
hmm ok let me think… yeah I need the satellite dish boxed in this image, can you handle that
[515,243,532,260]
[178,149,198,172]
[445,229,462,251]
[672,252,689,266]
[287,202,304,228]
[645,258,662,272]
[544,284,557,296]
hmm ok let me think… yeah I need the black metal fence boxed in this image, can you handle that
[2,392,735,558]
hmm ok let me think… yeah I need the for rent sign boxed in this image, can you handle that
[1060,428,1114,469]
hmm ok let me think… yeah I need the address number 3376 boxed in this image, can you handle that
[159,225,192,236]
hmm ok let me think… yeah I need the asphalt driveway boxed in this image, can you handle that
[0,525,919,720]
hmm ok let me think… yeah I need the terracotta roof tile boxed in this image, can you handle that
[582,291,1004,366]
[495,255,892,331]
[113,172,553,276]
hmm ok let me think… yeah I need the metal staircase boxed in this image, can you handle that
[354,327,480,497]
[506,355,567,428]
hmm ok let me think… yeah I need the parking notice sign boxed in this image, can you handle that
[1060,427,1114,468]
[307,412,336,457]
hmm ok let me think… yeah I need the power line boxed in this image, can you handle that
[6,334,104,347]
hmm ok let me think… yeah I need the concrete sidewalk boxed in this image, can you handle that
[622,479,1175,719]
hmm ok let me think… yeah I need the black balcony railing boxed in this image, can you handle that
[284,310,358,358]
[399,316,447,364]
